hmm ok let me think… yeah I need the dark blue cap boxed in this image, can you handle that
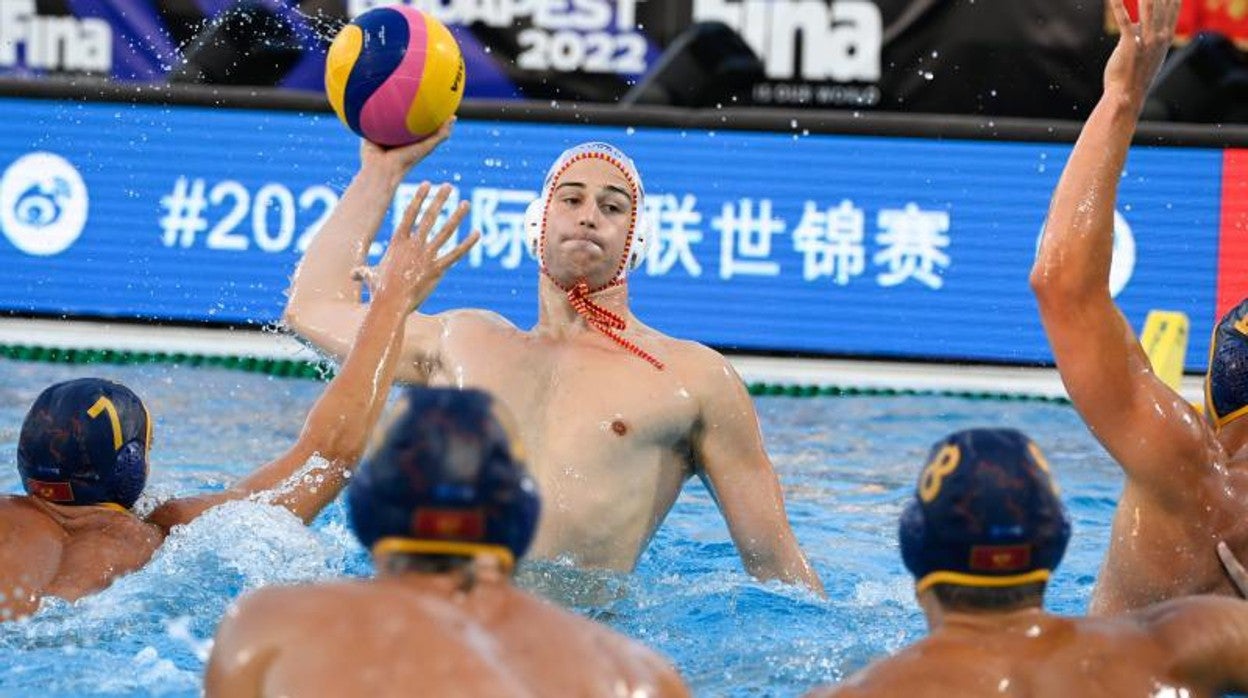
[17,378,152,509]
[899,428,1070,593]
[347,387,540,570]
[1207,298,1248,429]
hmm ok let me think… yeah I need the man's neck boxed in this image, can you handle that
[375,553,509,594]
[535,274,632,332]
[25,496,132,529]
[920,591,1048,633]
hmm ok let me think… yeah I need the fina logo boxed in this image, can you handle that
[0,152,90,257]
[1035,210,1136,298]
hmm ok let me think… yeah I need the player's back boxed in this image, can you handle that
[0,496,162,619]
[808,607,1237,698]
[217,577,689,698]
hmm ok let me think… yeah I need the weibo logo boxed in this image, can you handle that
[0,152,89,256]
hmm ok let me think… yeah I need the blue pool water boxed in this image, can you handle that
[0,358,1118,697]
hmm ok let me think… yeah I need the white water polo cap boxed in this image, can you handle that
[524,142,650,284]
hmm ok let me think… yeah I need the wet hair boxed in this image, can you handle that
[931,581,1047,612]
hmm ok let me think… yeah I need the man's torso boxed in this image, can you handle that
[426,313,706,569]
[1092,460,1248,613]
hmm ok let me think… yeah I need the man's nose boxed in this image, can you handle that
[577,202,599,227]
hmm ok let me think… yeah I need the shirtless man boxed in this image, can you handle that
[0,185,474,620]
[1030,0,1248,614]
[804,428,1248,698]
[205,386,691,698]
[284,135,821,591]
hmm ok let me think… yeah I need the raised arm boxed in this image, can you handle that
[692,351,824,594]
[284,122,453,382]
[151,185,477,530]
[1029,0,1206,495]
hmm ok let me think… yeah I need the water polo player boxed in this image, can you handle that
[805,426,1248,698]
[0,183,473,619]
[206,387,691,698]
[284,125,822,592]
[1031,0,1248,613]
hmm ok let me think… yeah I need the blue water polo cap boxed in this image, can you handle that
[347,387,540,571]
[899,428,1071,593]
[1207,298,1248,429]
[17,378,152,510]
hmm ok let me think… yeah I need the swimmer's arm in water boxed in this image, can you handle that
[1219,541,1248,598]
[150,187,477,531]
[692,350,825,595]
[1148,595,1248,692]
[204,587,287,697]
[1030,0,1204,497]
[284,121,455,384]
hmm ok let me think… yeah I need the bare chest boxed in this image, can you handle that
[437,332,700,458]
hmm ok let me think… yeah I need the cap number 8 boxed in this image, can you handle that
[919,444,962,503]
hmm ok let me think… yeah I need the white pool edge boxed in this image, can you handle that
[0,317,1207,403]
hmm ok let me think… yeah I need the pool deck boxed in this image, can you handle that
[0,317,1206,403]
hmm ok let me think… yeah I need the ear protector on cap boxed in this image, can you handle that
[523,142,650,278]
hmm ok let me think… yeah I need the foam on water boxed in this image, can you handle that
[0,498,357,697]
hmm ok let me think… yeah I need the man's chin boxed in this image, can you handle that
[544,266,613,289]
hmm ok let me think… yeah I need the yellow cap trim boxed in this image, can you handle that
[915,569,1051,594]
[372,537,515,574]
[98,502,130,514]
[1211,403,1248,430]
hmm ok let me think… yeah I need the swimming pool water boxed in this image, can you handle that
[0,358,1119,697]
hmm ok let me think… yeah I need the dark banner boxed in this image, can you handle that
[0,0,1120,118]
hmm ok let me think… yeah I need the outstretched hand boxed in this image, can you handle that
[1104,0,1181,109]
[360,118,455,179]
[366,182,479,312]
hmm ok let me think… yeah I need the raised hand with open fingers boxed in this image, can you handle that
[1104,0,1182,109]
[372,181,479,313]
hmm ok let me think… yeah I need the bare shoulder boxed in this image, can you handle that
[440,307,520,334]
[237,580,370,616]
[224,581,363,632]
[1134,594,1248,681]
[0,496,58,527]
[510,591,685,684]
[1138,594,1248,638]
[645,334,739,385]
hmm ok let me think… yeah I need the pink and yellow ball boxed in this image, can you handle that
[325,6,465,147]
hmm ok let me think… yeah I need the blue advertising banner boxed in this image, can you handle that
[0,96,1226,368]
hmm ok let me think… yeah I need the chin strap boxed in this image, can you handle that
[550,272,665,371]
